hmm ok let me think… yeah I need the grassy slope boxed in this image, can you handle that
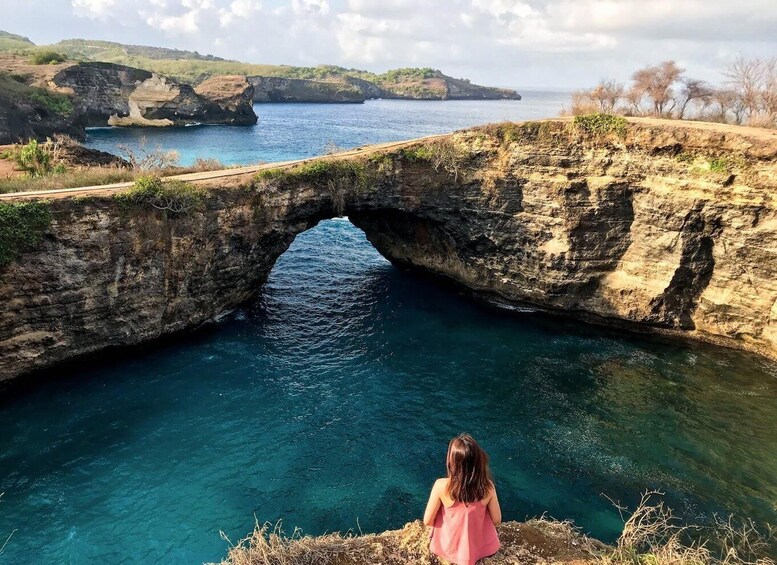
[0,71,73,114]
[0,31,35,51]
[0,32,516,98]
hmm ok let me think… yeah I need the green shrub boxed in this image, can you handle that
[676,152,695,164]
[13,140,52,177]
[395,146,435,162]
[255,159,368,190]
[573,113,628,137]
[114,176,205,215]
[0,201,51,268]
[29,50,67,65]
[709,157,731,173]
[28,91,74,115]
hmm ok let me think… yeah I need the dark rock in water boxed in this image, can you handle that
[52,62,257,127]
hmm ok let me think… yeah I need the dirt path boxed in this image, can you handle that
[1,117,774,202]
[0,135,446,202]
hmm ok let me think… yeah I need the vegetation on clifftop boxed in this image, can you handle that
[0,31,518,100]
[0,201,51,268]
[573,113,629,137]
[114,176,206,216]
[256,159,370,190]
[0,71,74,115]
[214,493,775,565]
[568,58,777,128]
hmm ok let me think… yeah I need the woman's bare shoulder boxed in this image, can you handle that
[434,477,449,490]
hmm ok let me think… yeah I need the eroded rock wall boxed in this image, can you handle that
[1,118,776,381]
[53,62,257,127]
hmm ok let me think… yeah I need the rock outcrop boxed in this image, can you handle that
[0,72,86,143]
[249,76,365,103]
[52,62,257,127]
[247,72,521,103]
[1,118,776,381]
[195,75,258,123]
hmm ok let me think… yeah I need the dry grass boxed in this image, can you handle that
[212,493,774,565]
[212,518,594,565]
[599,491,775,565]
[0,139,227,194]
[0,167,137,193]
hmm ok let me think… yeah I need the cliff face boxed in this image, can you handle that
[195,75,258,123]
[1,118,776,381]
[249,76,365,103]
[0,71,86,143]
[247,73,521,103]
[52,62,257,127]
[376,75,521,101]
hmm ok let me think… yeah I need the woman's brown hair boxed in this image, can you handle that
[445,433,493,504]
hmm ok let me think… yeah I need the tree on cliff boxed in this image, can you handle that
[567,57,776,129]
[631,61,684,117]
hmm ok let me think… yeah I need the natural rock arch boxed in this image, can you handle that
[1,118,777,382]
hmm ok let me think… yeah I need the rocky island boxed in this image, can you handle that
[1,116,776,381]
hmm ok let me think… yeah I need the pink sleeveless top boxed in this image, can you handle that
[429,500,500,565]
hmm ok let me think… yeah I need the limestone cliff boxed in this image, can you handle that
[249,76,365,103]
[51,62,257,127]
[0,71,85,143]
[1,118,776,381]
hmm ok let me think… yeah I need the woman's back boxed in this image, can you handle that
[429,493,500,565]
[423,434,502,565]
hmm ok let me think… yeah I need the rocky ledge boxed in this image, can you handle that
[1,117,777,381]
[248,72,521,103]
[52,62,257,127]
[0,58,257,142]
[249,76,365,103]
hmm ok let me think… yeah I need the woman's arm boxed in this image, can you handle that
[423,479,443,526]
[487,486,502,525]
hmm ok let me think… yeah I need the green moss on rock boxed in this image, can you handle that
[573,113,628,138]
[255,159,369,190]
[0,201,51,268]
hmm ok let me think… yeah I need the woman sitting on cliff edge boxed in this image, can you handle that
[423,434,502,565]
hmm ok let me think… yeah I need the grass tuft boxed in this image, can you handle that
[114,176,205,216]
[574,113,629,138]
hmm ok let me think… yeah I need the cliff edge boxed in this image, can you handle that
[1,118,776,381]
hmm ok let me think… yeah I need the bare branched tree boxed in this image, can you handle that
[677,78,714,119]
[632,60,684,117]
[624,86,645,116]
[592,80,625,113]
[725,57,765,119]
[118,137,179,171]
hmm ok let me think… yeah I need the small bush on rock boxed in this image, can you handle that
[573,113,628,138]
[29,50,67,65]
[115,176,205,216]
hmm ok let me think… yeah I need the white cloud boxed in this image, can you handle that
[218,0,262,27]
[71,0,116,18]
[292,0,329,16]
[50,0,777,86]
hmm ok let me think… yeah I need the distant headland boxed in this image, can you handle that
[0,30,520,143]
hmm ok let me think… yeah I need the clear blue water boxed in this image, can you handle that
[83,93,571,166]
[1,96,776,564]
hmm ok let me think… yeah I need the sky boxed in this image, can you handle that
[1,0,776,88]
